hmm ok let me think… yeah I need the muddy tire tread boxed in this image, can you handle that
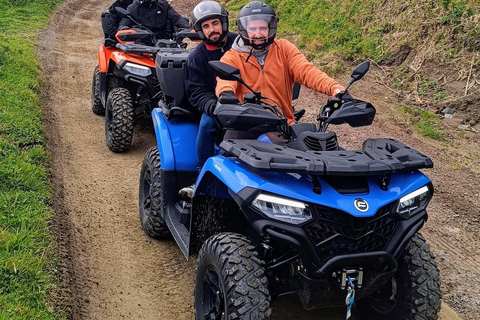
[196,232,271,319]
[105,87,134,153]
[357,233,442,320]
[139,146,170,239]
[91,65,104,115]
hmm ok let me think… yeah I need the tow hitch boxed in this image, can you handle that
[339,268,363,289]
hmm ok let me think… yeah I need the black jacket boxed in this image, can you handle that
[106,0,133,39]
[119,0,189,40]
[184,33,236,114]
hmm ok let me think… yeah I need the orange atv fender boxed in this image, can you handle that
[98,43,119,73]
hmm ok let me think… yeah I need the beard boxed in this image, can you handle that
[207,32,223,45]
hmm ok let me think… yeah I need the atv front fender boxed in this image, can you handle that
[151,108,198,171]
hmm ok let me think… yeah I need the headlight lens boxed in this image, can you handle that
[394,185,432,219]
[123,62,152,77]
[251,194,313,225]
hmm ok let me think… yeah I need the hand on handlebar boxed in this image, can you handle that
[335,90,355,102]
[218,91,240,105]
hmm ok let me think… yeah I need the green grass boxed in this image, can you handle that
[223,0,479,74]
[399,106,445,140]
[0,0,66,318]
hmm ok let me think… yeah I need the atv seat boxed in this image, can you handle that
[101,10,110,39]
[155,48,198,121]
[101,10,118,47]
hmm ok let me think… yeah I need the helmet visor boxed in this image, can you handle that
[237,14,277,43]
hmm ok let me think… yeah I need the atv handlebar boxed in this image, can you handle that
[213,101,288,135]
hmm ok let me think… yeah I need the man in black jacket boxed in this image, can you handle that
[105,0,133,39]
[179,1,236,198]
[118,0,189,40]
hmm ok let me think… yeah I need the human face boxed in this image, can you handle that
[201,18,223,44]
[246,19,269,47]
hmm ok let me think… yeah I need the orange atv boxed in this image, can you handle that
[91,7,196,152]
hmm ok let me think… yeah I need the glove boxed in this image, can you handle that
[218,91,240,105]
[336,90,354,102]
[205,101,217,116]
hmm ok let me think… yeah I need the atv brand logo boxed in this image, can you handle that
[354,199,369,212]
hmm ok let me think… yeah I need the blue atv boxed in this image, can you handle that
[138,58,442,319]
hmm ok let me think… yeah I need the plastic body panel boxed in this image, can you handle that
[151,108,198,171]
[97,43,156,106]
[155,48,191,110]
[196,155,431,218]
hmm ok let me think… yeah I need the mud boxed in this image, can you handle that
[37,0,476,319]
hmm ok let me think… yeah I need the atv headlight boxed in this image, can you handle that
[393,185,432,219]
[251,194,313,225]
[123,62,152,77]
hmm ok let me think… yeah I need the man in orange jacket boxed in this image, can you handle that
[215,1,348,126]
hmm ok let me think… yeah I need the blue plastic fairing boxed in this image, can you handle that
[151,108,198,171]
[196,155,431,218]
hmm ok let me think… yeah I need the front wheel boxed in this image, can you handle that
[356,233,442,320]
[105,87,134,153]
[138,146,170,239]
[195,233,271,320]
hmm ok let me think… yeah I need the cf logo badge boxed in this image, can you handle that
[354,199,369,212]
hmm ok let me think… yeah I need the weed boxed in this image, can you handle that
[399,106,444,140]
[434,93,448,100]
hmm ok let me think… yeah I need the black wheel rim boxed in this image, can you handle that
[202,266,225,320]
[141,167,152,222]
[366,277,398,314]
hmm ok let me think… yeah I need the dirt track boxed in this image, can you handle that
[37,0,477,319]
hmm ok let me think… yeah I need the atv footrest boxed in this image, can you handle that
[220,138,432,175]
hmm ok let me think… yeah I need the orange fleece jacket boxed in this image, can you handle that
[216,38,344,125]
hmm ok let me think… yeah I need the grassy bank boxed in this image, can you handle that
[223,0,479,140]
[0,0,66,318]
[224,0,479,74]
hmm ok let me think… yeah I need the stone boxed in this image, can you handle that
[442,107,454,115]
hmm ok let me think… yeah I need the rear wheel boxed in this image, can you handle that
[356,233,442,320]
[195,233,271,319]
[91,65,104,115]
[105,87,134,153]
[139,146,170,239]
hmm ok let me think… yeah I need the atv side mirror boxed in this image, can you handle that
[209,61,242,82]
[344,61,370,92]
[350,61,370,82]
[209,61,260,101]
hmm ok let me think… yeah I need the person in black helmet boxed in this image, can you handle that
[178,0,236,199]
[105,0,134,39]
[118,0,190,40]
[216,1,348,127]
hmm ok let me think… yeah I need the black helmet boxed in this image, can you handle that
[236,1,278,50]
[191,1,229,44]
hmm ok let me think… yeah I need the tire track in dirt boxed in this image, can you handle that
[37,0,464,319]
[39,0,196,319]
